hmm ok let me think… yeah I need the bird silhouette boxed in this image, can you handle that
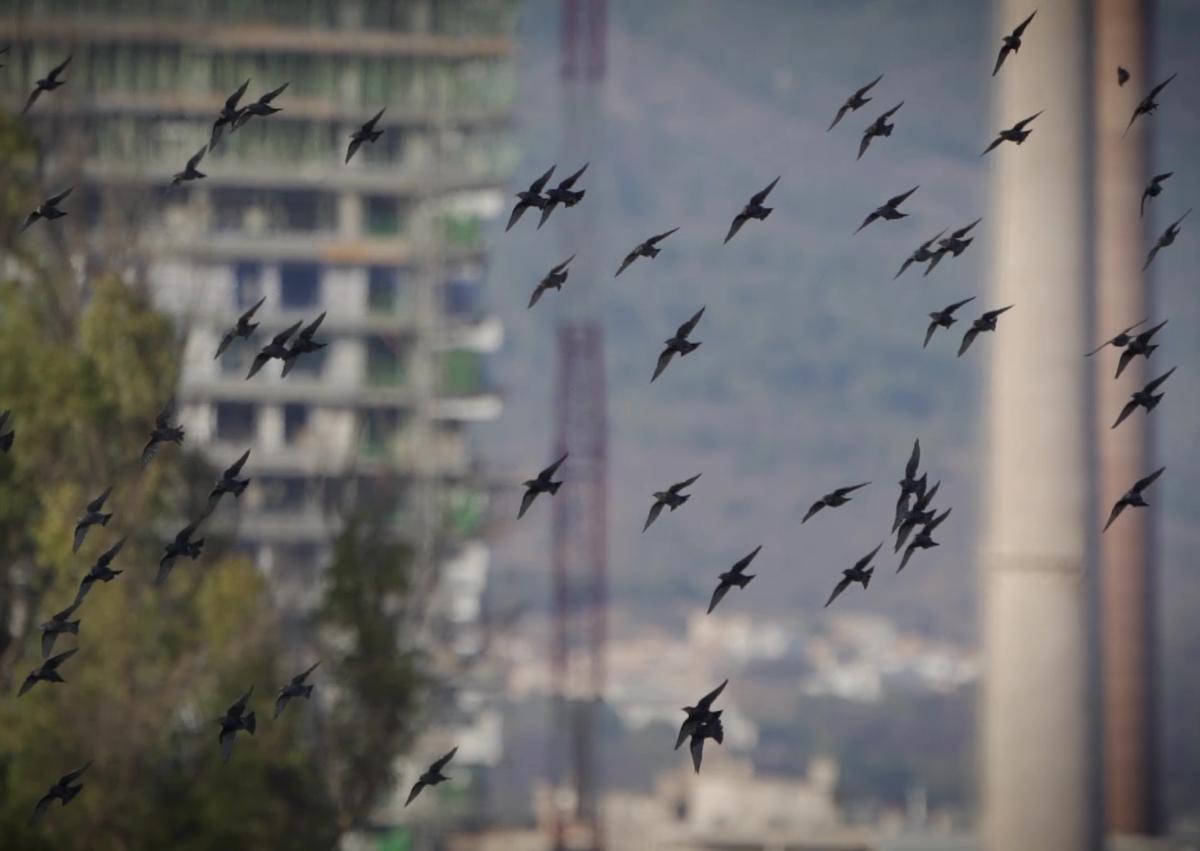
[274,662,320,719]
[1143,208,1190,270]
[18,648,78,697]
[801,482,870,524]
[824,543,883,608]
[1140,172,1173,218]
[156,520,205,586]
[170,146,207,188]
[505,165,555,232]
[707,546,761,614]
[925,297,976,348]
[828,74,883,131]
[895,230,946,279]
[1125,73,1177,136]
[529,256,575,308]
[21,187,73,231]
[1085,317,1149,357]
[215,296,266,359]
[724,178,780,244]
[217,688,256,762]
[615,228,679,277]
[209,78,251,148]
[981,111,1043,156]
[537,163,588,228]
[1112,367,1176,429]
[858,101,904,160]
[993,10,1037,76]
[29,762,91,824]
[141,397,185,466]
[1114,320,1167,379]
[406,747,458,806]
[207,449,252,513]
[73,486,114,553]
[75,538,125,604]
[518,453,568,519]
[1103,467,1165,532]
[0,408,12,453]
[899,507,953,573]
[855,186,918,234]
[644,473,702,532]
[345,108,386,164]
[652,307,706,382]
[958,305,1014,357]
[21,54,72,114]
[247,320,303,379]
[38,601,82,659]
[280,312,327,377]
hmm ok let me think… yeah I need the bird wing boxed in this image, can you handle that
[240,295,267,323]
[887,186,918,208]
[1147,72,1178,100]
[72,521,90,553]
[431,747,458,773]
[1014,110,1044,131]
[504,200,531,232]
[214,328,238,359]
[992,44,1012,77]
[614,251,639,277]
[345,136,364,164]
[824,575,853,608]
[643,500,665,532]
[1102,500,1127,532]
[517,487,538,519]
[855,542,884,571]
[99,537,126,565]
[186,145,207,171]
[905,439,921,480]
[45,648,78,670]
[20,86,43,115]
[838,481,871,496]
[1112,399,1140,429]
[86,485,113,513]
[706,580,731,614]
[271,320,304,346]
[295,661,321,683]
[528,164,556,194]
[154,555,176,586]
[140,436,160,467]
[801,500,824,523]
[827,102,852,132]
[535,200,558,230]
[227,687,253,717]
[922,248,947,276]
[1152,171,1174,184]
[855,74,884,99]
[883,100,905,120]
[649,226,680,245]
[527,283,547,309]
[895,257,915,280]
[897,542,919,573]
[750,177,780,206]
[557,163,588,189]
[18,672,39,697]
[219,727,236,762]
[670,473,702,493]
[1144,366,1176,393]
[1171,208,1193,230]
[920,229,948,251]
[550,254,575,275]
[923,320,939,349]
[1137,319,1169,343]
[731,545,762,573]
[723,213,749,244]
[226,448,251,478]
[947,296,977,314]
[299,312,326,340]
[980,136,1005,156]
[1012,9,1036,37]
[48,53,74,78]
[958,327,981,356]
[542,452,569,478]
[651,347,677,383]
[30,793,55,823]
[225,78,251,111]
[51,600,80,623]
[405,780,427,806]
[1140,189,1150,217]
[246,351,273,379]
[952,219,982,239]
[75,575,95,605]
[1142,243,1161,270]
[46,186,74,206]
[984,304,1015,321]
[926,506,953,533]
[1114,347,1136,379]
[689,735,706,773]
[1132,466,1166,493]
[363,107,386,131]
[857,132,873,161]
[155,397,176,429]
[40,630,58,660]
[260,81,290,104]
[854,211,879,234]
[61,762,92,784]
[698,679,728,710]
[274,693,292,719]
[677,306,706,338]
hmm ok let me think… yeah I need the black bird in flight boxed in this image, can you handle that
[1140,172,1172,218]
[824,543,883,608]
[924,218,982,276]
[406,747,458,806]
[1114,319,1167,379]
[156,520,205,586]
[1125,73,1177,136]
[141,397,185,466]
[724,177,779,244]
[687,713,724,774]
[21,54,71,114]
[1085,317,1148,357]
[899,507,953,573]
[1143,208,1190,270]
[217,688,256,762]
[519,453,568,519]
[38,601,81,659]
[215,296,266,359]
[73,485,114,553]
[529,255,574,308]
[1118,66,1131,87]
[896,438,925,502]
[170,146,207,188]
[30,762,91,824]
[958,305,1014,357]
[21,187,72,231]
[652,306,706,383]
[247,320,303,379]
[75,537,125,604]
[210,78,250,149]
[233,81,289,128]
[346,108,386,163]
[1103,467,1165,532]
[858,101,903,161]
[981,111,1043,156]
[281,312,327,377]
[615,227,679,277]
[895,480,942,552]
[506,165,555,231]
[274,662,320,719]
[828,74,883,131]
[18,648,78,697]
[707,546,761,614]
[993,10,1037,76]
[802,482,870,524]
[538,163,588,228]
[893,473,929,535]
[925,297,976,349]
[207,449,252,513]
[674,679,727,752]
[855,186,918,234]
[644,473,702,532]
[895,230,945,279]
[0,408,12,453]
[1112,367,1176,429]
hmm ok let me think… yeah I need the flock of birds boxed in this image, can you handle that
[511,10,1187,774]
[3,5,1191,823]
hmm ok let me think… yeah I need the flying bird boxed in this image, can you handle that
[824,543,883,608]
[687,712,725,774]
[170,146,207,188]
[29,762,91,824]
[1143,208,1190,270]
[652,306,705,383]
[924,218,982,276]
[345,108,385,163]
[281,312,327,377]
[38,601,81,659]
[1085,317,1148,357]
[215,296,266,359]
[207,449,252,513]
[20,187,72,231]
[707,546,762,614]
[1140,172,1172,217]
[505,165,555,232]
[75,537,125,604]
[537,163,587,228]
[21,54,71,114]
[1117,66,1131,86]
[141,397,185,466]
[802,482,870,524]
[406,747,458,806]
[18,648,78,697]
[981,111,1043,156]
[895,480,942,552]
[209,78,251,148]
[0,408,12,453]
[1103,467,1165,532]
[233,81,289,128]
[73,485,114,553]
[247,320,303,378]
[858,101,903,160]
[615,227,679,277]
[518,453,568,519]
[529,255,574,308]
[1114,319,1167,379]
[958,305,1014,357]
[827,74,883,131]
[156,520,205,586]
[895,230,945,279]
[724,177,779,244]
[993,10,1037,76]
[895,438,927,531]
[217,688,256,762]
[925,297,976,348]
[855,186,918,234]
[644,473,702,532]
[274,662,320,719]
[1112,367,1176,429]
[1125,73,1177,136]
[899,507,953,573]
[674,680,728,751]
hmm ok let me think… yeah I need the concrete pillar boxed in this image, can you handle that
[980,1,1096,850]
[1095,0,1159,835]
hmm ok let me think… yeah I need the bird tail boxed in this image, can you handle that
[680,341,701,355]
[100,512,113,527]
[244,712,257,735]
[1146,393,1163,411]
[646,246,661,258]
[173,428,186,444]
[0,431,14,452]
[760,206,773,219]
[565,189,585,207]
[1146,344,1159,358]
[370,129,384,143]
[862,567,875,588]
[952,238,973,256]
[61,785,82,805]
[303,684,315,699]
[547,481,563,495]
[736,574,755,588]
[231,480,249,496]
[65,620,81,636]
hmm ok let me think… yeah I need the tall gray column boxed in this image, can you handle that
[980,1,1096,850]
